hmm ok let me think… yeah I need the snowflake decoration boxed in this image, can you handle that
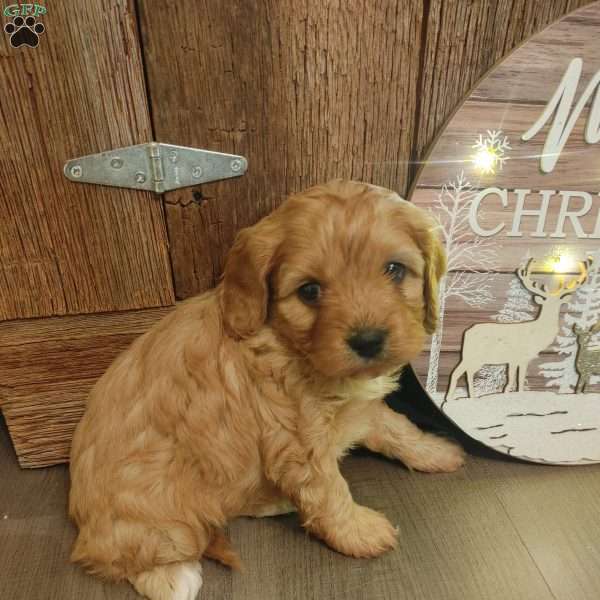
[471,130,511,174]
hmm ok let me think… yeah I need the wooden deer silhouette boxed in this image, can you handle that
[573,321,600,393]
[446,258,590,400]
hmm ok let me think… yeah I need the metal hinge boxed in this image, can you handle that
[63,143,247,194]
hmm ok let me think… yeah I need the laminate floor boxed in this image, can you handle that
[2,377,600,600]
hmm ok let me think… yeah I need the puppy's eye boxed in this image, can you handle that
[385,262,406,283]
[297,281,321,304]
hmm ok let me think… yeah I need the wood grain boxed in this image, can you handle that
[138,0,424,299]
[0,306,173,467]
[413,0,593,166]
[231,453,555,600]
[13,409,600,600]
[491,460,600,600]
[417,102,599,190]
[0,0,174,320]
[137,0,589,300]
[472,2,600,103]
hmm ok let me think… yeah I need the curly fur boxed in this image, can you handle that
[69,180,464,599]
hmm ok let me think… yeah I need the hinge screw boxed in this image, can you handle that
[111,158,123,169]
[70,165,82,178]
[135,172,147,184]
[230,159,243,172]
[192,166,204,179]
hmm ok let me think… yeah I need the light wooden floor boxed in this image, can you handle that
[2,377,600,600]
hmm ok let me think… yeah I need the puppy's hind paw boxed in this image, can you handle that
[403,433,465,473]
[129,561,203,600]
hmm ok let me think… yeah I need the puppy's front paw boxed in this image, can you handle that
[324,505,397,558]
[402,433,465,473]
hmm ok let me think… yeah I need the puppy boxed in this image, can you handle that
[69,180,464,600]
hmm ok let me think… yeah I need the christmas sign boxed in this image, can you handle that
[410,1,600,465]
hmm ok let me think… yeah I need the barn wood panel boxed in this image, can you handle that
[0,0,174,320]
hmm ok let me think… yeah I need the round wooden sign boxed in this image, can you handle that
[410,1,600,465]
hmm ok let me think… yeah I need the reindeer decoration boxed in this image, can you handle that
[446,258,590,400]
[573,321,600,393]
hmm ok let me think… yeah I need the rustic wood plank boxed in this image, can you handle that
[138,0,424,299]
[416,101,599,190]
[0,306,173,467]
[473,3,600,103]
[413,0,593,167]
[0,0,175,320]
[0,306,172,346]
[1,381,98,468]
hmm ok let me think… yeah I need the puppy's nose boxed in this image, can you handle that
[347,328,387,359]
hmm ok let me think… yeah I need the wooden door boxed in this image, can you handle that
[138,0,592,301]
[0,0,592,467]
[0,0,173,319]
[0,1,176,466]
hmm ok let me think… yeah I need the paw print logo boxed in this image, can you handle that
[4,15,45,48]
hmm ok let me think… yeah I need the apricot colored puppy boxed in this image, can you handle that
[69,180,464,600]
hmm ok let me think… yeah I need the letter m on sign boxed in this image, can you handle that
[522,58,600,173]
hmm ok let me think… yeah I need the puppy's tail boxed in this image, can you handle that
[203,529,243,571]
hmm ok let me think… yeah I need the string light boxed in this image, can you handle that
[471,130,511,175]
[547,251,579,274]
[472,147,499,174]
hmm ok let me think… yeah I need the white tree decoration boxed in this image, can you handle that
[494,257,535,323]
[474,365,506,397]
[472,130,511,174]
[426,172,499,393]
[475,252,535,396]
[540,249,600,392]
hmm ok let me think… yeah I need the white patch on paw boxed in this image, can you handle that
[172,562,203,600]
[130,561,203,600]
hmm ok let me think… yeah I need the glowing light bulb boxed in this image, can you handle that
[472,147,498,174]
[549,252,577,273]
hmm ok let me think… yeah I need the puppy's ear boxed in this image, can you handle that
[221,214,283,338]
[399,203,446,335]
[419,220,447,335]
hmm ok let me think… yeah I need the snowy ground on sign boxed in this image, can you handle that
[430,390,600,464]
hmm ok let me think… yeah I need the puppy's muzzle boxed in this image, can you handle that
[346,328,388,359]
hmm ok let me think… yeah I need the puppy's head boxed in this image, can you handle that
[222,180,445,378]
